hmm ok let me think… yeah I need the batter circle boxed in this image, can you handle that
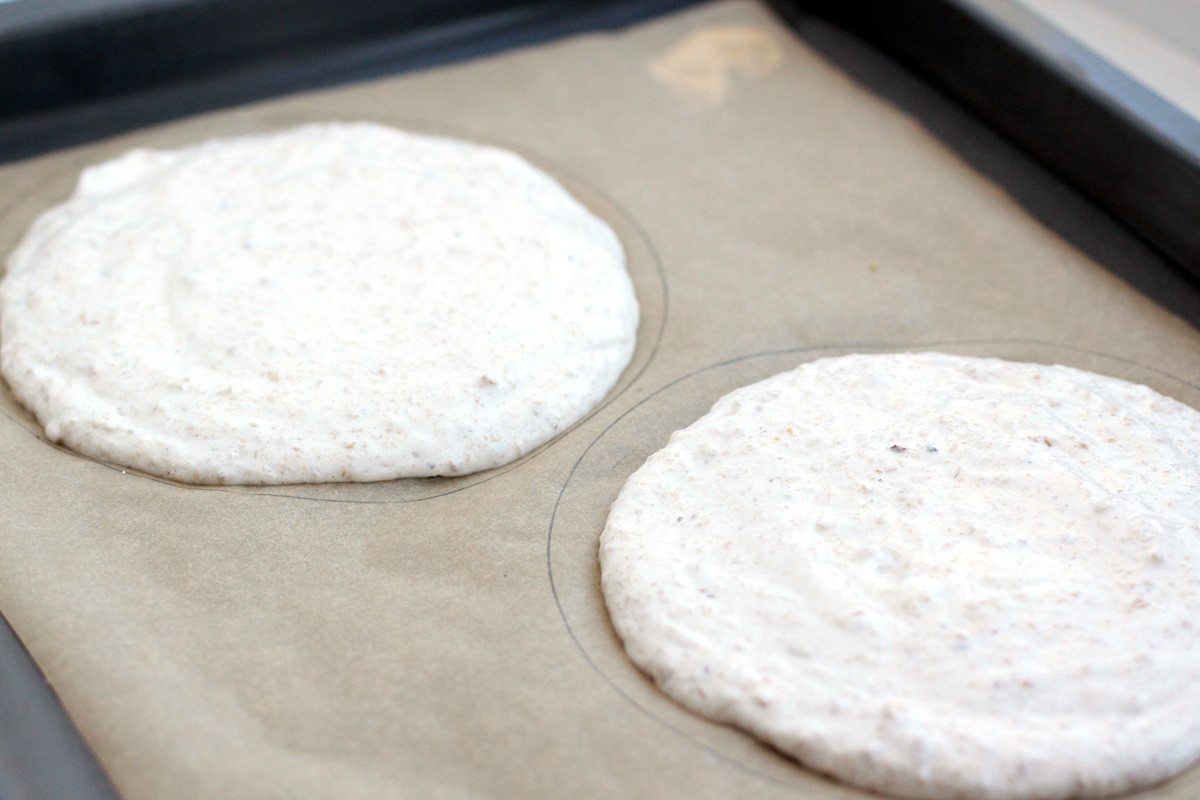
[600,351,1200,800]
[1,122,639,484]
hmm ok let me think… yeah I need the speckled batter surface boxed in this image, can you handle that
[0,122,638,484]
[600,352,1200,800]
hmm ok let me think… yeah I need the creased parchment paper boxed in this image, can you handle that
[2,3,1200,799]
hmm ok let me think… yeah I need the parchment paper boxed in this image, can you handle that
[2,3,1200,799]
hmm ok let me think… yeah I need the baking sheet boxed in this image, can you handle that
[2,2,1200,798]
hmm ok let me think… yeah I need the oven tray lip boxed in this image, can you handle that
[788,0,1200,289]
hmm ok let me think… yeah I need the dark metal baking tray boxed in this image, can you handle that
[0,1,1197,798]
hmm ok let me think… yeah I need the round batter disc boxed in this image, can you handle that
[0,122,638,484]
[600,351,1200,800]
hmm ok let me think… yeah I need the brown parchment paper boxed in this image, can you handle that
[3,3,1200,799]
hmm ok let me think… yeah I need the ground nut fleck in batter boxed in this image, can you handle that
[0,122,638,484]
[600,352,1200,800]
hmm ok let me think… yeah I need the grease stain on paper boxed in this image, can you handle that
[649,26,783,105]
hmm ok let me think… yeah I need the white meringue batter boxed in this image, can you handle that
[0,122,638,484]
[600,352,1200,800]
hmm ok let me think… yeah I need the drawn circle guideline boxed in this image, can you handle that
[546,340,1200,793]
[0,129,668,506]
